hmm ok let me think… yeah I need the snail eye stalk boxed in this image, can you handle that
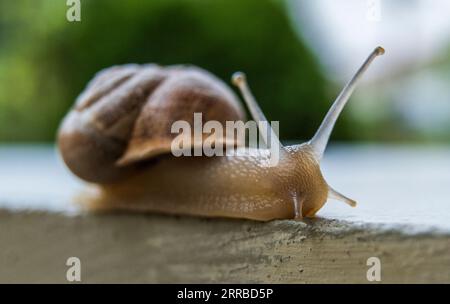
[309,46,385,160]
[232,72,284,152]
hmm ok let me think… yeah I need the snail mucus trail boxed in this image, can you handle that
[58,47,385,221]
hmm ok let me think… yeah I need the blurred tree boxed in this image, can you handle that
[0,0,342,142]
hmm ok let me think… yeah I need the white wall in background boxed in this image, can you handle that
[287,0,450,136]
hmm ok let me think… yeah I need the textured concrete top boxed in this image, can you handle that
[0,144,449,234]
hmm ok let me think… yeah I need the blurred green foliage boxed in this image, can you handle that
[0,0,358,142]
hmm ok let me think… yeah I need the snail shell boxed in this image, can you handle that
[58,64,245,184]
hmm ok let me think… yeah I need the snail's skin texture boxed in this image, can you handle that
[87,144,328,221]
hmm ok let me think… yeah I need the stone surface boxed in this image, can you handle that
[0,211,448,283]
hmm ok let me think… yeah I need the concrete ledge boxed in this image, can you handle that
[1,210,448,283]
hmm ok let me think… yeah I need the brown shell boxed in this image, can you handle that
[58,64,245,184]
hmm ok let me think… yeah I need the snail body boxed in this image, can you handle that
[58,47,384,221]
[89,144,327,220]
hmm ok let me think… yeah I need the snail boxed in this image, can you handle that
[58,47,384,221]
